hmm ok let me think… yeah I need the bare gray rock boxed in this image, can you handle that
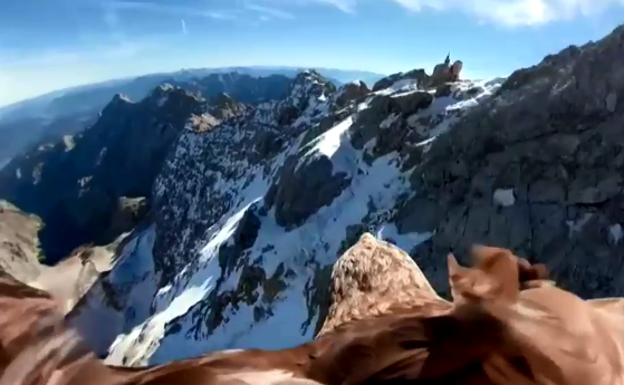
[267,155,351,229]
[372,69,429,92]
[404,24,624,299]
[335,81,370,108]
[349,91,433,157]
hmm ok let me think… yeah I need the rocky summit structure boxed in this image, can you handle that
[3,23,624,373]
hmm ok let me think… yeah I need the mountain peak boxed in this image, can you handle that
[292,69,328,88]
[285,69,336,110]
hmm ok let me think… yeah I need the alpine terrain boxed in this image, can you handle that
[1,22,624,374]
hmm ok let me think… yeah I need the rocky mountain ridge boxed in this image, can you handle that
[0,68,353,172]
[0,69,305,265]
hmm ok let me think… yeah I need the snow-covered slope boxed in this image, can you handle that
[69,69,503,366]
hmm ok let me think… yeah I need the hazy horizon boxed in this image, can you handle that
[2,0,624,106]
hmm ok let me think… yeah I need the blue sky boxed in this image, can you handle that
[1,0,624,106]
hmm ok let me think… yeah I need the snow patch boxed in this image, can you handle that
[609,224,623,245]
[493,188,516,207]
[302,115,355,175]
[566,213,594,237]
[106,203,248,365]
[380,113,400,129]
[157,96,168,107]
[374,78,419,96]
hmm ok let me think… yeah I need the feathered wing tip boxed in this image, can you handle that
[0,271,98,385]
[446,247,520,304]
[444,248,573,385]
[469,245,551,285]
[450,247,618,385]
[472,293,575,385]
[0,327,90,385]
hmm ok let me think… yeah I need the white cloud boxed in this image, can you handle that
[181,19,188,34]
[258,0,357,13]
[244,3,296,19]
[260,0,624,26]
[323,0,359,12]
[387,0,587,26]
[402,0,624,25]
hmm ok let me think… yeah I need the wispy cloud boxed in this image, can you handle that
[388,0,624,26]
[181,19,188,34]
[244,3,296,19]
[312,0,357,13]
[257,0,624,26]
[101,0,239,20]
[256,0,357,14]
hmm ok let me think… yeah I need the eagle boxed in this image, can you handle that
[2,240,624,385]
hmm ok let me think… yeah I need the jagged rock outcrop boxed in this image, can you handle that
[334,81,370,108]
[0,71,340,266]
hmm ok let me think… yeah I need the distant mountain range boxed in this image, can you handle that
[0,66,385,168]
[0,66,385,121]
